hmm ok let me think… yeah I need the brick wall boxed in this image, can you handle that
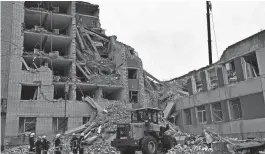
[5,1,25,141]
[1,2,14,99]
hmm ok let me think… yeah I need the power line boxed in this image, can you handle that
[210,9,219,60]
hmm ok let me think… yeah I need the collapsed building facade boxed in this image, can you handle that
[1,1,147,147]
[1,0,265,150]
[164,30,265,139]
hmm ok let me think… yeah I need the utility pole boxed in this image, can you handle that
[206,1,212,65]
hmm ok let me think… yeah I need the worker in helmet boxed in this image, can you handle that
[29,133,35,153]
[70,133,78,154]
[35,136,42,154]
[78,133,85,154]
[54,134,62,154]
[41,135,50,154]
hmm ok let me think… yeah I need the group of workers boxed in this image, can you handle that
[28,133,51,154]
[28,132,85,154]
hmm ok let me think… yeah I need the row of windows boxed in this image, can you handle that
[183,98,242,125]
[18,117,90,133]
[190,51,260,95]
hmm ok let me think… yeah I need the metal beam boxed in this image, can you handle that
[144,70,162,84]
[85,29,109,42]
[84,32,101,61]
[42,13,48,27]
[21,57,29,70]
[76,62,91,81]
[41,36,48,50]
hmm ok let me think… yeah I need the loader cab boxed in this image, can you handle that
[131,107,162,124]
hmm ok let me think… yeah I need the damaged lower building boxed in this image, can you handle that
[164,30,265,139]
[1,1,146,147]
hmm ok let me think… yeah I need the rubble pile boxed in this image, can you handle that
[84,73,122,85]
[73,100,131,153]
[166,144,214,154]
[93,102,131,133]
[2,145,29,154]
[85,140,117,154]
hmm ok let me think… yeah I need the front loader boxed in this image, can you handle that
[111,107,177,154]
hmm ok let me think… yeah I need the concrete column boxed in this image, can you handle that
[221,100,230,122]
[256,48,265,76]
[69,2,77,101]
[200,70,210,92]
[69,84,76,100]
[234,57,246,82]
[217,66,228,87]
[187,75,197,95]
[191,107,197,126]
[206,104,212,124]
[94,87,103,100]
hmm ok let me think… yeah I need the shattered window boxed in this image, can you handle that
[131,111,138,123]
[197,105,206,124]
[208,67,219,90]
[212,102,223,122]
[52,117,68,133]
[83,117,90,124]
[21,85,38,100]
[229,99,242,120]
[129,91,138,103]
[184,109,192,125]
[243,52,260,79]
[225,61,237,84]
[128,68,138,79]
[195,73,202,92]
[19,117,37,133]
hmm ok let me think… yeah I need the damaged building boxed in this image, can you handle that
[165,30,265,139]
[2,0,265,151]
[1,1,146,147]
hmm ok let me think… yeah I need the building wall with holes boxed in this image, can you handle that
[2,1,146,147]
[173,31,265,139]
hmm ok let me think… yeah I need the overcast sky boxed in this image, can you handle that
[89,0,265,80]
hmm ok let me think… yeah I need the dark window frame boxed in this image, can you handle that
[184,109,192,125]
[211,102,223,122]
[18,117,37,133]
[197,105,206,124]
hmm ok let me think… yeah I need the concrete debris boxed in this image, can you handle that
[2,100,130,154]
[53,76,70,82]
[166,144,214,154]
[75,22,122,86]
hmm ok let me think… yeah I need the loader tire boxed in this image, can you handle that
[162,135,177,152]
[141,136,158,154]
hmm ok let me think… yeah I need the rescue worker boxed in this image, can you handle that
[204,129,213,148]
[54,134,62,154]
[41,135,50,154]
[34,136,42,154]
[78,133,85,154]
[29,133,35,153]
[70,133,78,154]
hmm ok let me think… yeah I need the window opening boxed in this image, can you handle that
[129,91,138,103]
[197,105,206,124]
[128,68,138,79]
[21,85,38,100]
[212,102,223,122]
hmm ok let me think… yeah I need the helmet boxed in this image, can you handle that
[80,133,84,136]
[42,135,47,139]
[72,133,76,136]
[30,133,35,137]
[56,134,60,138]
